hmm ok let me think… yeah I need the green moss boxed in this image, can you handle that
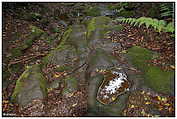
[25,12,42,21]
[30,25,44,37]
[127,46,174,94]
[51,27,60,33]
[144,66,174,94]
[11,64,47,102]
[107,3,122,10]
[111,24,124,32]
[127,46,153,71]
[11,48,22,58]
[87,16,111,38]
[63,76,78,94]
[3,70,10,80]
[55,65,72,72]
[57,27,72,50]
[9,64,24,74]
[20,25,45,50]
[86,6,101,17]
[148,7,160,18]
[11,67,30,101]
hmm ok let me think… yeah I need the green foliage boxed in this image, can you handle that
[29,12,42,21]
[116,17,174,33]
[160,3,174,18]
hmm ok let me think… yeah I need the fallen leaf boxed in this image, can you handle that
[170,65,175,69]
[72,103,77,107]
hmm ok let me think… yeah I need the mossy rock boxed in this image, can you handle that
[86,16,111,39]
[42,25,88,67]
[11,64,47,107]
[127,46,174,94]
[127,46,153,71]
[144,66,174,94]
[87,74,128,116]
[21,25,45,50]
[86,6,101,17]
[63,76,78,95]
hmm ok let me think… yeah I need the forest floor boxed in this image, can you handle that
[2,3,175,117]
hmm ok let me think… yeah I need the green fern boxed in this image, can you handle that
[116,17,174,33]
[160,3,174,18]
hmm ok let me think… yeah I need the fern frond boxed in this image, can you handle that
[116,17,174,33]
[160,3,174,18]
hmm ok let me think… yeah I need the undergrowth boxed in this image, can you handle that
[116,17,174,33]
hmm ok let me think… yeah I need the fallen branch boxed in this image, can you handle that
[8,53,47,74]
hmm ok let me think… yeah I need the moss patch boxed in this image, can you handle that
[144,66,174,94]
[57,27,72,50]
[127,46,174,94]
[87,16,111,38]
[9,64,24,74]
[11,48,23,58]
[86,6,101,17]
[11,64,47,103]
[111,24,124,32]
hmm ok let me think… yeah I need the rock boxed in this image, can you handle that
[97,71,130,105]
[87,74,129,116]
[42,25,89,68]
[126,46,174,94]
[11,64,47,107]
[87,48,119,74]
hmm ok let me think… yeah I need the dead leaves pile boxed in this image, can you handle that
[123,90,175,117]
[108,23,175,71]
